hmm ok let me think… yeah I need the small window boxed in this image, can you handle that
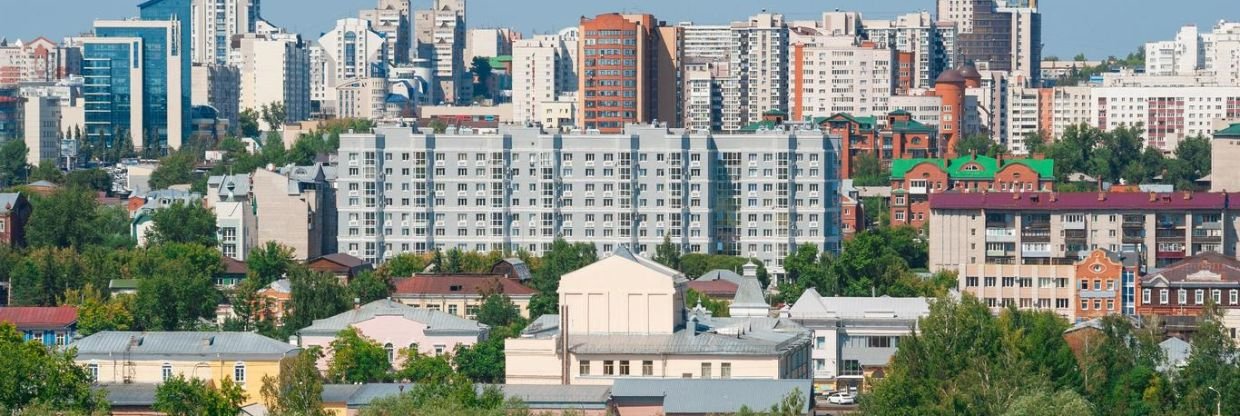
[701,363,712,379]
[721,362,732,379]
[642,360,653,376]
[87,363,98,382]
[1160,289,1169,304]
[1195,289,1205,305]
[385,343,394,365]
[1142,289,1151,304]
[234,362,246,383]
[619,360,630,376]
[161,363,173,381]
[603,360,615,375]
[579,360,591,376]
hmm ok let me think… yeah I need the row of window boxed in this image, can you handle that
[95,362,248,384]
[579,360,733,379]
[1142,288,1240,306]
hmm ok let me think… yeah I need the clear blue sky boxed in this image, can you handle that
[0,0,1234,59]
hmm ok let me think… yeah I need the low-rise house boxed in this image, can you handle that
[128,189,203,247]
[687,270,741,301]
[491,258,533,282]
[257,278,292,324]
[505,247,812,385]
[0,192,32,247]
[295,299,488,366]
[308,252,372,283]
[1075,249,1143,320]
[0,306,77,348]
[108,279,139,296]
[610,379,812,416]
[69,331,300,405]
[1137,252,1240,338]
[785,290,929,393]
[889,153,1053,229]
[393,273,536,319]
[217,257,248,288]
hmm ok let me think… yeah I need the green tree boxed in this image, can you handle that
[260,102,288,131]
[239,108,261,138]
[0,323,106,413]
[153,375,246,416]
[327,327,390,383]
[654,235,682,270]
[1022,131,1047,155]
[349,270,393,304]
[1170,302,1240,416]
[246,242,297,286]
[955,133,1006,157]
[148,150,197,190]
[8,247,85,306]
[527,239,597,317]
[60,284,134,336]
[0,139,28,186]
[283,267,353,332]
[25,188,104,249]
[678,254,770,289]
[147,200,218,247]
[261,347,331,416]
[395,350,454,383]
[851,152,889,187]
[28,162,63,183]
[1002,389,1092,416]
[476,293,521,328]
[428,119,448,134]
[684,288,729,317]
[470,57,494,99]
[64,169,112,194]
[379,253,428,277]
[453,337,506,383]
[444,247,465,273]
[359,376,516,416]
[133,252,222,330]
[1073,53,1087,62]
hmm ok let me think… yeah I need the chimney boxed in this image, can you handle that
[1149,192,1157,202]
[1050,192,1058,202]
[742,262,758,279]
[1183,191,1192,200]
[1097,192,1106,202]
[1012,192,1020,200]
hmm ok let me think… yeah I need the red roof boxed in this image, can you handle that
[223,257,248,275]
[687,280,739,299]
[930,191,1228,211]
[394,275,536,296]
[1144,252,1240,285]
[0,306,77,328]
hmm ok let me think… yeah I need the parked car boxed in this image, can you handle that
[826,391,856,405]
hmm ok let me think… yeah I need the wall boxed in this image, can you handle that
[85,358,281,405]
[252,169,317,259]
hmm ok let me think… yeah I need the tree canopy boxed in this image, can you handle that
[147,200,218,247]
[527,239,597,317]
[327,327,390,383]
[153,375,246,416]
[0,323,106,414]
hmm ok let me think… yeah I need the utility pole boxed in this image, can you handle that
[1207,386,1220,416]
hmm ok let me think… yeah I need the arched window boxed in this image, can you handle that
[161,363,173,381]
[385,343,395,365]
[88,361,99,382]
[233,362,246,383]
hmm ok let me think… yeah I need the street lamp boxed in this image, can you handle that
[1207,386,1220,416]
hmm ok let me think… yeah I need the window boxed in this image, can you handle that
[87,363,98,382]
[1160,289,1169,304]
[579,360,590,375]
[1195,289,1205,305]
[1213,290,1222,304]
[1232,290,1239,305]
[841,360,863,376]
[385,343,394,366]
[619,360,630,376]
[721,362,732,379]
[161,363,173,381]
[867,336,894,348]
[603,360,615,375]
[434,345,445,355]
[701,363,712,379]
[55,331,65,346]
[642,360,653,376]
[1142,289,1151,304]
[234,362,246,383]
[815,336,826,349]
[448,305,459,316]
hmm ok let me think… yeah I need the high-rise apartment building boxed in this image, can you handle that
[681,61,726,132]
[679,23,732,62]
[938,0,1040,83]
[335,124,842,274]
[511,28,578,127]
[729,13,789,129]
[1092,86,1240,151]
[0,37,82,85]
[1146,25,1205,77]
[360,0,411,65]
[319,18,387,85]
[788,34,894,121]
[335,77,388,120]
[862,12,958,90]
[577,13,680,133]
[83,18,185,151]
[235,32,310,129]
[415,0,468,104]
[191,63,240,132]
[21,95,60,166]
[466,28,519,63]
[190,0,260,65]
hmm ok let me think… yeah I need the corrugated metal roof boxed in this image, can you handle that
[567,317,809,356]
[321,384,364,404]
[0,306,77,328]
[611,379,813,413]
[787,288,929,321]
[491,384,610,407]
[346,383,414,407]
[69,331,300,361]
[101,383,159,406]
[393,274,536,296]
[298,299,487,337]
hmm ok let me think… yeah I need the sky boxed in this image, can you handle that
[0,0,1235,60]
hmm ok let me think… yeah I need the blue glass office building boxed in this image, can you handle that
[138,0,191,148]
[82,39,139,147]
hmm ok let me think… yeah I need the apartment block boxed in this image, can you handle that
[205,174,257,260]
[1074,249,1142,320]
[729,13,789,129]
[827,110,941,180]
[190,63,240,132]
[0,37,81,85]
[862,12,958,90]
[679,23,731,62]
[360,0,412,65]
[1137,253,1240,339]
[1092,86,1240,151]
[938,0,1039,82]
[929,191,1234,273]
[21,95,59,166]
[788,35,894,121]
[414,0,468,104]
[1046,86,1090,139]
[577,13,679,133]
[234,32,311,129]
[1211,123,1240,193]
[319,18,387,86]
[511,29,578,127]
[190,0,260,65]
[334,124,841,274]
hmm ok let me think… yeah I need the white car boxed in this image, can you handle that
[826,391,856,405]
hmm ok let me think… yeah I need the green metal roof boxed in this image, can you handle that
[890,155,1054,180]
[1214,122,1240,138]
[762,109,788,116]
[488,55,512,68]
[890,119,936,133]
[819,113,878,131]
[739,120,779,132]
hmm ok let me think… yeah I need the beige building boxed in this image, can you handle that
[335,77,388,120]
[251,165,336,260]
[505,247,811,385]
[959,263,1077,319]
[235,32,311,130]
[22,95,59,166]
[191,63,240,133]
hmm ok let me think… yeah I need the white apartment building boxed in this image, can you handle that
[206,174,257,261]
[1048,86,1090,139]
[1005,76,1039,154]
[862,11,958,89]
[888,94,942,127]
[729,13,789,128]
[22,95,59,166]
[511,29,578,127]
[1146,25,1205,77]
[190,0,260,65]
[465,28,518,63]
[1092,86,1240,151]
[319,18,387,86]
[682,62,723,132]
[360,0,412,65]
[415,0,468,104]
[235,33,310,129]
[680,23,732,62]
[1210,21,1240,86]
[997,2,1041,82]
[335,77,388,120]
[335,124,842,274]
[19,81,84,143]
[788,34,894,120]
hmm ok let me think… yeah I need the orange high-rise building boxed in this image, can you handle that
[578,13,680,133]
[933,69,966,157]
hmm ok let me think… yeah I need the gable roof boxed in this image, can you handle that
[222,257,248,275]
[609,245,689,283]
[890,155,1054,180]
[0,306,77,328]
[686,279,739,298]
[393,275,536,296]
[492,258,532,281]
[611,379,812,414]
[69,331,300,360]
[731,276,768,309]
[309,253,368,269]
[787,288,930,321]
[1142,252,1240,286]
[0,192,26,214]
[297,299,487,337]
[1214,122,1240,138]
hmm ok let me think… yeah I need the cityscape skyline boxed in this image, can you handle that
[0,0,1235,59]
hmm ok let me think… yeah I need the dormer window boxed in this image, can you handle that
[449,285,463,292]
[962,164,981,171]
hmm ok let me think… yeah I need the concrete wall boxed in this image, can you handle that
[252,169,319,259]
[84,358,282,406]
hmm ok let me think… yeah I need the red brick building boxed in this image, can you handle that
[825,110,942,180]
[578,13,680,133]
[841,192,864,240]
[0,193,32,247]
[889,154,1055,229]
[1074,249,1141,320]
[1137,252,1240,318]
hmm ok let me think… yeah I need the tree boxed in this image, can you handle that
[28,162,63,183]
[148,150,197,190]
[653,235,682,270]
[360,376,516,416]
[1002,389,1092,416]
[453,338,506,383]
[528,239,597,317]
[283,267,353,332]
[470,57,494,99]
[851,152,888,187]
[0,139,28,186]
[246,242,297,286]
[379,253,428,277]
[1073,53,1087,62]
[428,119,448,134]
[239,108,261,138]
[25,188,104,249]
[955,133,1006,157]
[1169,302,1240,416]
[444,247,465,273]
[261,347,331,416]
[8,247,86,306]
[395,350,454,383]
[133,250,222,330]
[684,288,729,317]
[349,270,393,304]
[64,169,112,194]
[153,375,246,416]
[326,327,390,383]
[147,200,218,247]
[60,284,134,336]
[1022,131,1047,155]
[476,294,521,328]
[677,254,770,289]
[0,323,106,413]
[260,102,288,132]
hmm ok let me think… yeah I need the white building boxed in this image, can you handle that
[359,0,412,65]
[22,95,60,166]
[235,32,311,129]
[1048,86,1090,139]
[997,2,1041,83]
[1146,25,1205,76]
[682,61,724,132]
[415,0,468,104]
[862,11,958,90]
[190,0,260,65]
[336,77,389,120]
[1209,21,1240,86]
[1004,76,1039,154]
[888,94,943,127]
[787,32,894,121]
[679,23,732,62]
[206,174,257,260]
[511,29,578,127]
[729,13,789,128]
[1091,86,1240,151]
[319,18,387,87]
[466,28,518,63]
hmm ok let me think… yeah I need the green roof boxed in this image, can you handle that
[1215,123,1240,138]
[762,109,788,116]
[890,119,936,133]
[818,113,877,131]
[488,55,512,68]
[888,108,911,116]
[109,279,140,290]
[739,120,779,132]
[890,155,1054,180]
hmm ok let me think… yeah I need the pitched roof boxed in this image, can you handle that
[393,275,536,296]
[731,276,768,309]
[787,288,930,321]
[929,191,1227,211]
[1159,337,1192,371]
[1142,252,1240,286]
[222,257,248,275]
[492,384,611,407]
[611,379,812,414]
[609,245,689,284]
[890,155,1054,180]
[697,269,744,284]
[69,331,300,360]
[101,384,159,407]
[686,279,739,298]
[492,258,532,281]
[0,306,77,328]
[0,192,25,214]
[310,253,368,269]
[1214,122,1240,138]
[564,316,809,356]
[889,118,936,133]
[297,299,487,337]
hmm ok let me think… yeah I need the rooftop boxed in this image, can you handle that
[1142,252,1240,286]
[527,314,810,356]
[0,306,77,328]
[890,154,1054,180]
[610,379,812,414]
[393,274,536,296]
[309,253,369,269]
[0,192,25,214]
[69,331,300,361]
[297,299,487,337]
[787,289,930,321]
[1214,122,1240,138]
[929,191,1228,211]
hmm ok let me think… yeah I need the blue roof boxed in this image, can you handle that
[611,379,813,413]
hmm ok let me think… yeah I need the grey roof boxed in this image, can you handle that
[496,258,532,281]
[611,245,689,284]
[0,193,22,214]
[266,278,291,294]
[611,379,813,414]
[566,316,810,356]
[732,275,768,309]
[101,383,159,406]
[787,289,930,321]
[1159,337,1191,372]
[321,384,364,404]
[27,180,58,188]
[697,269,744,285]
[490,384,610,408]
[520,314,561,338]
[207,174,250,199]
[69,331,300,361]
[298,299,487,337]
[347,383,414,407]
[108,279,140,290]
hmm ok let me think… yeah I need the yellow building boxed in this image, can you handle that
[69,331,301,406]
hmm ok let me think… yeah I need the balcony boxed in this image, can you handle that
[1191,229,1222,242]
[1155,229,1186,240]
[986,249,1015,257]
[1063,229,1087,241]
[1021,229,1052,243]
[909,185,928,195]
[1123,230,1146,244]
[986,228,1017,242]
[1021,244,1052,258]
[1061,218,1086,230]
